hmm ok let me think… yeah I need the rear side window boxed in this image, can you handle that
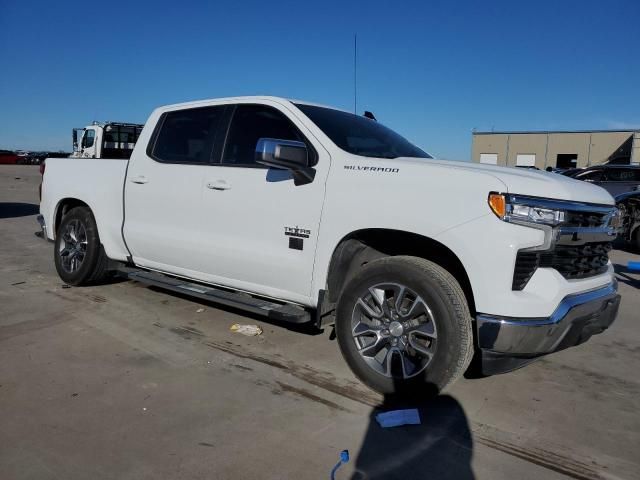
[221,105,305,167]
[151,106,224,164]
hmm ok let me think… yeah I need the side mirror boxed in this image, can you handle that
[255,138,309,170]
[255,138,315,185]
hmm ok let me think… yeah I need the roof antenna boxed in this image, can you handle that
[353,33,357,115]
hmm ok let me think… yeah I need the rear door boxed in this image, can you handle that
[198,101,330,304]
[123,104,227,274]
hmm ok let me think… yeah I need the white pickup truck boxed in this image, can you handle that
[38,96,621,394]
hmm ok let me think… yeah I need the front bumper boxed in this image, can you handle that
[476,280,620,374]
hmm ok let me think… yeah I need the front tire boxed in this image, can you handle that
[633,227,640,252]
[54,207,110,285]
[335,256,474,395]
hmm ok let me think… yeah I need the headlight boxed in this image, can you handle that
[488,193,566,226]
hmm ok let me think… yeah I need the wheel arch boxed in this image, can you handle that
[53,198,91,238]
[320,228,476,325]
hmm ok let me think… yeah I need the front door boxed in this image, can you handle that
[80,128,97,158]
[198,102,330,304]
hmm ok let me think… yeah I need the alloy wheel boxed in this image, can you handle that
[58,219,88,273]
[350,283,438,379]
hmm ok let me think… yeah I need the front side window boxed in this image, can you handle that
[151,106,223,164]
[82,130,95,149]
[295,103,431,159]
[222,105,305,167]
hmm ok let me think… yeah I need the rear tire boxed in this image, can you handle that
[335,256,473,395]
[54,207,110,285]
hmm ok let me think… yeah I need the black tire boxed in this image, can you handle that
[54,207,110,285]
[335,256,474,395]
[633,227,640,252]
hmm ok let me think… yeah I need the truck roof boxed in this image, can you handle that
[156,96,349,114]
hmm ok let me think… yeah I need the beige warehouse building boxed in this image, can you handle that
[471,129,640,169]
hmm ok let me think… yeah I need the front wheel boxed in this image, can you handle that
[54,207,110,285]
[335,256,474,395]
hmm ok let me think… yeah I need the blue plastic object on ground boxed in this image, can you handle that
[375,408,421,428]
[330,450,349,479]
[628,261,640,272]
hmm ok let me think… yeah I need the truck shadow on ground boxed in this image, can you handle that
[613,263,640,289]
[0,202,39,219]
[351,393,474,480]
[144,285,324,336]
[612,241,639,255]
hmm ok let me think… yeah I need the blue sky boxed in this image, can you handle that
[1,0,638,159]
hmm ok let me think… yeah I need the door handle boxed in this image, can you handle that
[130,175,148,184]
[207,180,231,190]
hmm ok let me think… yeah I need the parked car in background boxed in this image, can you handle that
[563,165,640,196]
[0,149,20,164]
[615,191,640,250]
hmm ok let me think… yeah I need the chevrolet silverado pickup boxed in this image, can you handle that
[38,96,621,394]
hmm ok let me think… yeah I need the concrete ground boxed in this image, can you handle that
[1,164,639,480]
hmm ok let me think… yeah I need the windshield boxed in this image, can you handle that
[294,104,431,159]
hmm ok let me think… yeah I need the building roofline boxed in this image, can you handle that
[473,129,639,135]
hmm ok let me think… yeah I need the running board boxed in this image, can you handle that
[127,270,311,324]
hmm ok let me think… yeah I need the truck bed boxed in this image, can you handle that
[40,157,130,261]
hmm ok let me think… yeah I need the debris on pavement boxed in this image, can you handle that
[375,408,421,428]
[330,450,350,480]
[196,308,205,313]
[11,281,26,286]
[230,324,263,336]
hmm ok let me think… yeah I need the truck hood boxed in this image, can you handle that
[396,158,615,205]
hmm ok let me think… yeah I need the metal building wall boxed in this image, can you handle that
[472,131,636,168]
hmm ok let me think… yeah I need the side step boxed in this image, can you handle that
[126,270,311,324]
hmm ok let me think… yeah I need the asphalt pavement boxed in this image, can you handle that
[1,165,639,480]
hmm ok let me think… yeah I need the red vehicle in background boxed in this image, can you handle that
[0,150,20,164]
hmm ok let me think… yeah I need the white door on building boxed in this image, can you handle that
[479,153,498,164]
[516,154,536,167]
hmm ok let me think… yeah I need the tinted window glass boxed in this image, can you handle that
[104,126,142,144]
[222,105,304,166]
[82,130,95,148]
[606,168,639,181]
[295,104,431,159]
[152,107,223,164]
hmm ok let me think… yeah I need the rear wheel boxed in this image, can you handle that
[335,256,473,395]
[54,207,110,285]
